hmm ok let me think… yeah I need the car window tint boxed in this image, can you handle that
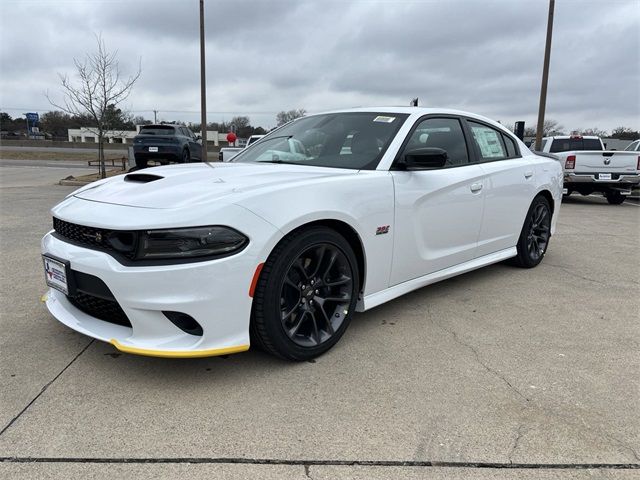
[550,138,603,152]
[139,126,175,136]
[404,118,469,166]
[468,122,506,160]
[625,141,639,151]
[503,134,518,157]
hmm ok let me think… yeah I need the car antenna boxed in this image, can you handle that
[410,98,419,107]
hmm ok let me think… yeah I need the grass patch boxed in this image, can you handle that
[0,150,127,162]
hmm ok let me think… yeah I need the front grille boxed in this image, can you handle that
[68,291,132,328]
[53,218,137,260]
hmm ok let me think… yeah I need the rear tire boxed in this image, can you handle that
[250,227,359,361]
[605,191,625,205]
[511,196,551,268]
[134,157,148,169]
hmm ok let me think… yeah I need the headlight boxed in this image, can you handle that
[137,226,248,260]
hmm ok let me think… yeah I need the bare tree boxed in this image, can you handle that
[47,35,141,178]
[542,119,564,136]
[276,109,306,126]
[580,127,608,137]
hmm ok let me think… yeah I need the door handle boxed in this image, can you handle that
[470,183,483,192]
[524,170,534,179]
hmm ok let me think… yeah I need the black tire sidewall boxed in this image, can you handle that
[605,191,625,205]
[182,149,190,163]
[516,196,551,268]
[254,227,360,361]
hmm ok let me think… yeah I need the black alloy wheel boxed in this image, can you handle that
[511,196,551,268]
[279,244,353,348]
[182,149,190,163]
[251,227,359,361]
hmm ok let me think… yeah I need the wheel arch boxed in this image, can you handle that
[536,189,555,216]
[266,219,367,294]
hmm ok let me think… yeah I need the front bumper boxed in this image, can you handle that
[41,217,278,357]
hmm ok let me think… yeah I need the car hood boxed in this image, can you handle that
[73,162,355,209]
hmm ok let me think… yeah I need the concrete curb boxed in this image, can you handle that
[59,179,92,186]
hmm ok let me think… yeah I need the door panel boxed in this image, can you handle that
[476,158,535,256]
[390,165,485,286]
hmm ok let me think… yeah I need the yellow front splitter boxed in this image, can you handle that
[110,339,249,358]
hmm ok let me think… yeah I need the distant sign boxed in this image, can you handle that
[25,112,39,125]
[25,112,39,134]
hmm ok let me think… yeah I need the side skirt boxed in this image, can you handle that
[358,247,517,311]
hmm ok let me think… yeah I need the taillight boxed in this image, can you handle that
[565,155,576,169]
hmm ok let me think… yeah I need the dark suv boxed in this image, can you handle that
[133,125,202,169]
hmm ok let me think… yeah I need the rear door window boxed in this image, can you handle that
[468,121,507,160]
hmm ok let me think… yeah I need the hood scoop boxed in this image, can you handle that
[124,173,164,183]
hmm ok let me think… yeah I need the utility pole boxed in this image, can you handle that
[535,0,555,151]
[199,0,208,161]
[153,109,158,123]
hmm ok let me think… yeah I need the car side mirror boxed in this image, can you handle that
[403,147,448,170]
[195,135,202,141]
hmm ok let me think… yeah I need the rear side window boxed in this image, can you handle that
[550,138,603,152]
[404,117,469,166]
[468,121,506,160]
[503,134,518,157]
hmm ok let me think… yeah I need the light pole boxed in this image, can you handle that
[199,0,208,161]
[535,0,555,151]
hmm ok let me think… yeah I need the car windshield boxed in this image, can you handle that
[139,126,176,136]
[232,112,409,169]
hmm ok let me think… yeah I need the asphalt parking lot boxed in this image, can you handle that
[0,165,638,479]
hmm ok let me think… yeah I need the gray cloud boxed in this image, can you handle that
[1,0,638,132]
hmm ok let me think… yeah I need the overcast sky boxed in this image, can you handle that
[1,0,638,132]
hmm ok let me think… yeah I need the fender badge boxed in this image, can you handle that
[376,225,390,235]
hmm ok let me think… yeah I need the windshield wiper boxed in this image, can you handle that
[259,159,300,165]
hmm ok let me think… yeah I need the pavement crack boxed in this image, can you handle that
[0,339,94,437]
[431,318,530,403]
[508,424,526,464]
[543,263,607,286]
[304,464,314,479]
[0,457,638,469]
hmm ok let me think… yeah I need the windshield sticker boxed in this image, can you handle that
[373,116,396,123]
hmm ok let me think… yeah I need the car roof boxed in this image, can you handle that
[308,106,513,134]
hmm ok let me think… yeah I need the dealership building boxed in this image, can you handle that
[67,127,227,146]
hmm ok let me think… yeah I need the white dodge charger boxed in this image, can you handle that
[42,108,563,361]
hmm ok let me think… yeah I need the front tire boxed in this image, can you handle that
[511,196,551,268]
[181,149,190,163]
[251,227,360,361]
[605,190,625,205]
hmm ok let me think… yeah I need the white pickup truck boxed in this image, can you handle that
[218,134,265,162]
[536,135,640,204]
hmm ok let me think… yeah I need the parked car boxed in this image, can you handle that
[219,134,265,162]
[133,124,202,169]
[624,139,640,152]
[535,135,639,204]
[42,107,562,361]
